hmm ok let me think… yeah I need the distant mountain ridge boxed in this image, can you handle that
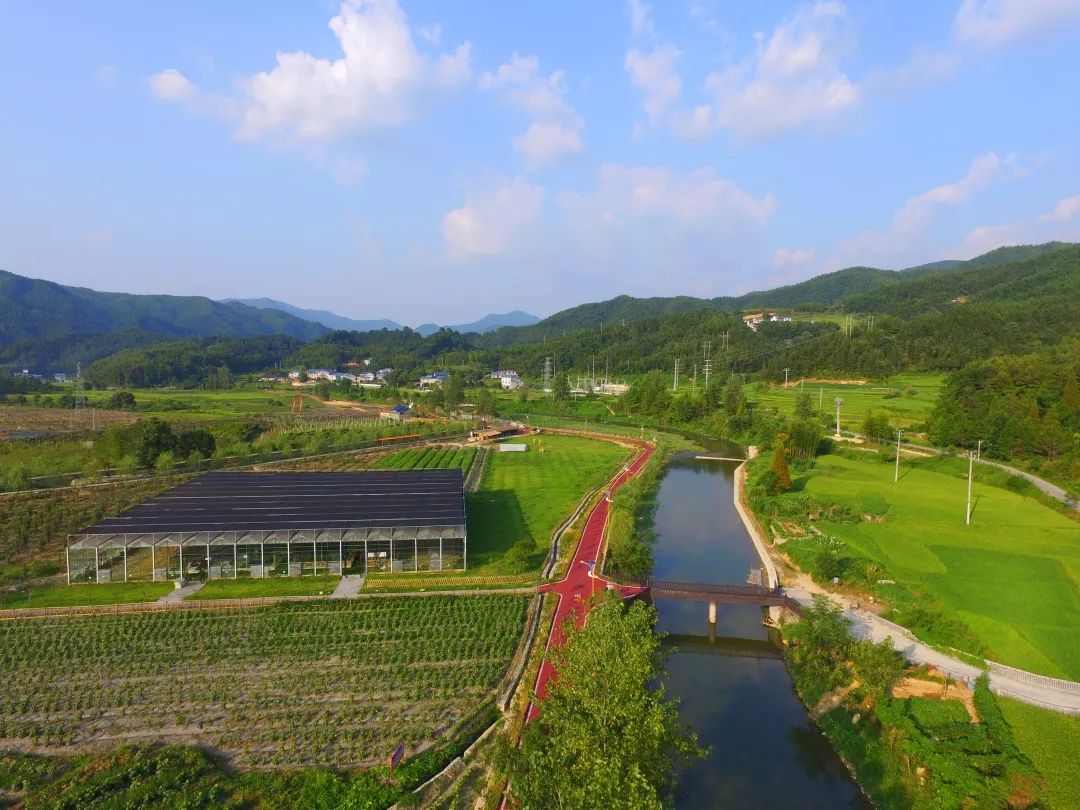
[229,297,539,336]
[226,298,402,333]
[415,310,540,336]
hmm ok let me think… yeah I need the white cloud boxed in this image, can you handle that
[514,123,583,166]
[482,54,584,166]
[557,165,774,292]
[150,0,470,145]
[625,44,683,126]
[953,0,1080,50]
[418,22,442,45]
[442,178,545,260]
[148,68,196,101]
[628,0,655,38]
[828,152,1024,268]
[236,0,470,142]
[953,193,1080,257]
[1040,195,1080,222]
[773,247,816,267]
[696,1,859,141]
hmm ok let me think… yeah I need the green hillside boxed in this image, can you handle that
[0,270,328,353]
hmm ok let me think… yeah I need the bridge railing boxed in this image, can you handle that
[644,579,783,598]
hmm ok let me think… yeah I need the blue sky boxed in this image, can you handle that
[2,1,1080,324]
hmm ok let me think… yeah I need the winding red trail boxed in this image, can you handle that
[525,439,653,722]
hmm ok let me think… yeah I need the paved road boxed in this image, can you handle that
[784,579,1080,714]
[332,574,364,598]
[526,442,653,722]
[841,431,1077,510]
[156,581,204,602]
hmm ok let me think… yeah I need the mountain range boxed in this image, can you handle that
[1,241,1074,372]
[227,298,540,337]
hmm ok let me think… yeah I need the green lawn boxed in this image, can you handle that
[791,452,1080,678]
[465,434,630,574]
[187,575,341,600]
[747,372,944,433]
[999,697,1080,810]
[0,582,172,608]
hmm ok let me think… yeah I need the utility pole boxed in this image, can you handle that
[966,450,975,525]
[673,359,679,391]
[702,340,712,389]
[894,429,903,483]
[819,386,823,413]
[783,368,790,386]
[834,397,843,437]
[977,439,983,462]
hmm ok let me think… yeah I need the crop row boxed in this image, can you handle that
[0,595,527,768]
[376,446,477,473]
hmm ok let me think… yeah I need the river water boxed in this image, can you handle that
[651,442,869,809]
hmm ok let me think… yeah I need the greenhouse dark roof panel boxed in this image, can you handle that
[76,469,466,535]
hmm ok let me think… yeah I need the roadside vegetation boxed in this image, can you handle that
[784,597,1045,809]
[500,595,703,809]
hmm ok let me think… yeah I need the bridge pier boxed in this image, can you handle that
[708,601,717,625]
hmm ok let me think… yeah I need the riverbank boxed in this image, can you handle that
[737,446,1080,807]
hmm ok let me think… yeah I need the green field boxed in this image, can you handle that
[376,445,478,472]
[0,595,526,769]
[188,575,341,600]
[999,697,1080,810]
[783,451,1080,678]
[82,385,320,421]
[747,372,944,434]
[0,581,172,608]
[466,434,630,574]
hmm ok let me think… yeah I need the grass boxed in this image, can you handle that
[188,575,341,600]
[747,371,944,433]
[465,434,630,574]
[782,451,1080,678]
[0,581,172,608]
[999,697,1080,810]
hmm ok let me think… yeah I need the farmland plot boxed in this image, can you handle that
[0,595,527,769]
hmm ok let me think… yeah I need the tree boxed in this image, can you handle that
[788,418,822,461]
[793,390,815,420]
[517,384,529,404]
[626,370,671,417]
[443,374,465,408]
[504,596,703,809]
[177,429,216,459]
[475,388,496,418]
[769,442,792,493]
[553,373,570,402]
[106,391,136,410]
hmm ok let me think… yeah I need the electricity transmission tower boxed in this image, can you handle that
[542,357,553,394]
[702,341,712,389]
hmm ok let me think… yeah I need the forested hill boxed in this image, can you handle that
[0,270,329,348]
[481,241,1073,343]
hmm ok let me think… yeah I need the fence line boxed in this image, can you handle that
[989,661,1080,695]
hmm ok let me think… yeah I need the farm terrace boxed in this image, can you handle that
[66,469,467,583]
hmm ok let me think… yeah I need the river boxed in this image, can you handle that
[651,442,869,809]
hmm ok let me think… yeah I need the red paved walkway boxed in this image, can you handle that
[525,440,653,722]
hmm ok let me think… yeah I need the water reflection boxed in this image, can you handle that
[651,450,869,809]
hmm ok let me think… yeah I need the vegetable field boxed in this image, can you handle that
[0,595,527,769]
[375,446,477,473]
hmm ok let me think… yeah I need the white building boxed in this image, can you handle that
[500,374,525,390]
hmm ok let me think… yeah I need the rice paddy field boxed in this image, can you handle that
[0,595,527,769]
[747,372,945,434]
[998,697,1080,810]
[785,451,1080,678]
